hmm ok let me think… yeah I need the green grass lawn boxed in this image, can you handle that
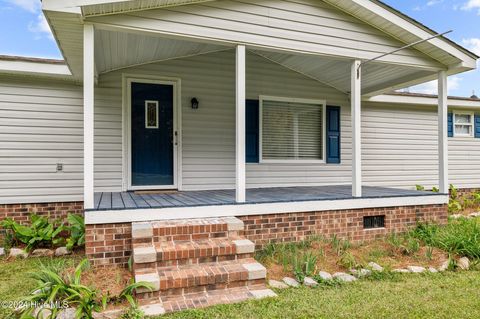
[1,258,479,319]
[160,271,480,319]
[0,256,77,318]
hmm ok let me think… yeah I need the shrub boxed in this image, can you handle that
[66,214,85,251]
[411,219,480,259]
[19,258,153,319]
[1,214,65,251]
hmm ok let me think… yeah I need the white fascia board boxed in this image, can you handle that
[85,195,448,224]
[365,95,480,109]
[324,0,478,69]
[0,60,71,77]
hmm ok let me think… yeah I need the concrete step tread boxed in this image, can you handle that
[135,258,266,291]
[139,286,276,315]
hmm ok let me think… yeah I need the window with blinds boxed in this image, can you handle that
[261,99,324,161]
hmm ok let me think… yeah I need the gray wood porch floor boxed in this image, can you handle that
[92,185,439,211]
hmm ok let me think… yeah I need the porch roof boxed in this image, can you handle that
[39,0,477,95]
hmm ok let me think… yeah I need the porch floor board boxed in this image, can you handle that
[92,185,439,211]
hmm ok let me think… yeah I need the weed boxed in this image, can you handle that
[410,219,480,259]
[338,251,360,270]
[415,184,425,191]
[425,246,434,260]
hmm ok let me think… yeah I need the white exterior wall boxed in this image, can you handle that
[96,50,352,191]
[0,52,479,204]
[0,77,84,204]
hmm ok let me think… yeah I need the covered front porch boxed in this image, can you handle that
[92,185,440,211]
[66,0,467,213]
[84,185,447,225]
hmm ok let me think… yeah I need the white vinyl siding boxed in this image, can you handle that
[97,50,351,191]
[3,51,480,205]
[0,77,84,204]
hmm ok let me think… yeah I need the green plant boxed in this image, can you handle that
[450,184,458,200]
[1,214,65,251]
[66,214,85,251]
[19,259,106,319]
[463,198,475,209]
[400,237,420,255]
[425,246,434,260]
[338,251,360,270]
[415,184,425,191]
[120,307,145,319]
[411,219,480,259]
[293,252,318,281]
[431,187,439,193]
[472,192,480,205]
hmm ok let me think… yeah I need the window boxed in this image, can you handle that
[453,112,474,137]
[145,100,159,129]
[363,215,385,229]
[260,97,325,162]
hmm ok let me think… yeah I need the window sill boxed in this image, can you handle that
[259,159,326,164]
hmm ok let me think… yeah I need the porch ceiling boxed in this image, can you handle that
[94,29,228,74]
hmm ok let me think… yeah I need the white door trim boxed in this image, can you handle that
[122,74,182,191]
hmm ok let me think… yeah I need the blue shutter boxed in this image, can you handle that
[475,114,480,138]
[448,113,453,137]
[326,105,341,164]
[246,100,259,163]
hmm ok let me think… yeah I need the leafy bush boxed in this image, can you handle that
[411,219,480,259]
[19,259,153,319]
[66,214,85,251]
[1,214,65,251]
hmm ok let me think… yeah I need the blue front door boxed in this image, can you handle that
[131,82,174,187]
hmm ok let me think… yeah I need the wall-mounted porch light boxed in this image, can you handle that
[191,97,199,110]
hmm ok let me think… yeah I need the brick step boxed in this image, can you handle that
[132,238,255,268]
[132,217,244,244]
[134,259,267,300]
[139,286,277,315]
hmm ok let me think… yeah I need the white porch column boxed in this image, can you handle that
[438,71,448,193]
[235,45,246,203]
[351,60,362,197]
[83,24,95,209]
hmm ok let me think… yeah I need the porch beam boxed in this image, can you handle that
[83,24,95,209]
[351,60,362,197]
[438,71,448,193]
[235,45,246,203]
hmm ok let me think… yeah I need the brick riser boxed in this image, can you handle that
[132,218,275,315]
[134,253,255,271]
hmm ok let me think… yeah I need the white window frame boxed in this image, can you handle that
[453,111,474,138]
[145,100,159,129]
[259,95,327,164]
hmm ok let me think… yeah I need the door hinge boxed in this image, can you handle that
[174,131,178,146]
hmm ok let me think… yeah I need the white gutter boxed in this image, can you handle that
[0,60,72,77]
[365,94,480,108]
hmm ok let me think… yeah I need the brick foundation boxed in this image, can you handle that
[85,203,447,267]
[85,223,132,267]
[0,201,84,225]
[238,204,448,248]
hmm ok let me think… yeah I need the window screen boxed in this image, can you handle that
[262,100,324,160]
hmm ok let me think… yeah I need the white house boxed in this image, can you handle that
[0,0,478,312]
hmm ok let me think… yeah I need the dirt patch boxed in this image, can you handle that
[81,266,132,298]
[261,238,449,280]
